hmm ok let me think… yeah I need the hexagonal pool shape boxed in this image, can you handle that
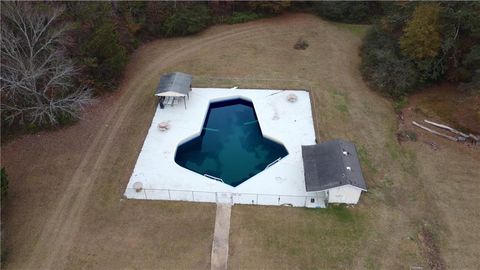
[174,98,288,187]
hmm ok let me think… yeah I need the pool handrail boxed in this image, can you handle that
[204,174,224,183]
[203,127,220,132]
[266,157,282,169]
[243,120,259,126]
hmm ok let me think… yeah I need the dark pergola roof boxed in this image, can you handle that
[302,139,367,192]
[155,72,192,97]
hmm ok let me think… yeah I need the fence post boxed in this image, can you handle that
[215,192,218,203]
[168,189,171,200]
[192,191,195,201]
[256,194,259,205]
[143,188,147,200]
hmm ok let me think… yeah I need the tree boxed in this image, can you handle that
[247,1,291,15]
[1,168,7,202]
[65,2,129,91]
[81,21,128,87]
[361,26,419,98]
[0,3,93,127]
[144,1,176,36]
[400,4,442,60]
[311,1,373,24]
[162,5,212,36]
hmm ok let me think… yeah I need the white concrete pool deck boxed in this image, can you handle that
[124,88,319,207]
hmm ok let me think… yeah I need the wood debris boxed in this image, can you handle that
[412,121,458,141]
[423,119,469,138]
[422,140,440,151]
[411,119,479,146]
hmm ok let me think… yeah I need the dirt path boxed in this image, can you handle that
[22,22,277,270]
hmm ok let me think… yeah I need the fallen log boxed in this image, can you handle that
[412,121,458,142]
[469,133,479,141]
[423,119,469,138]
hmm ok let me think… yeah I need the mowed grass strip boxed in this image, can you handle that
[229,205,364,270]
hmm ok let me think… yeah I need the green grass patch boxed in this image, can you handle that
[227,11,263,24]
[356,145,378,175]
[330,88,349,113]
[321,204,356,223]
[393,96,408,113]
[333,23,370,37]
[385,141,418,177]
[366,256,380,270]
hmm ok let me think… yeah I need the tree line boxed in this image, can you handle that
[2,1,479,136]
[1,1,292,134]
[360,2,480,99]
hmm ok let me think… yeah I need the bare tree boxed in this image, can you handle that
[0,2,93,127]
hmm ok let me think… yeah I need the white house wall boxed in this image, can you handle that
[327,185,362,204]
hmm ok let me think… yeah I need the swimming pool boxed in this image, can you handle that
[175,98,288,187]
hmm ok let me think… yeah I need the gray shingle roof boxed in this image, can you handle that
[155,72,192,96]
[302,139,367,192]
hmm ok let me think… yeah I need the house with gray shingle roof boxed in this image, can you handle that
[302,139,367,206]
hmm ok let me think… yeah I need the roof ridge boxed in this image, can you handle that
[338,140,351,186]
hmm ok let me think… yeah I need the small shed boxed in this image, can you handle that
[302,139,367,207]
[155,72,193,109]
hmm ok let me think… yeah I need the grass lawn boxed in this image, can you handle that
[2,13,479,269]
[229,205,365,269]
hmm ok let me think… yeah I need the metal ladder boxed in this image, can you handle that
[266,157,282,169]
[204,174,224,183]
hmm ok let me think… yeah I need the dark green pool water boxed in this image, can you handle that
[174,99,288,187]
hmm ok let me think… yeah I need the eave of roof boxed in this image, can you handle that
[155,72,192,96]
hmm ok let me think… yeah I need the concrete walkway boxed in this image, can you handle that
[211,203,232,270]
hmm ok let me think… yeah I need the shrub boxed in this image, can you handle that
[459,73,480,94]
[377,2,417,33]
[247,1,291,15]
[393,96,408,112]
[66,2,129,92]
[463,45,480,69]
[397,130,418,142]
[1,168,7,202]
[162,5,212,36]
[81,22,128,89]
[361,27,419,99]
[294,38,309,50]
[227,11,262,24]
[144,1,176,36]
[312,1,372,24]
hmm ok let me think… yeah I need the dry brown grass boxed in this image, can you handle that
[229,205,366,269]
[410,83,480,134]
[2,13,479,270]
